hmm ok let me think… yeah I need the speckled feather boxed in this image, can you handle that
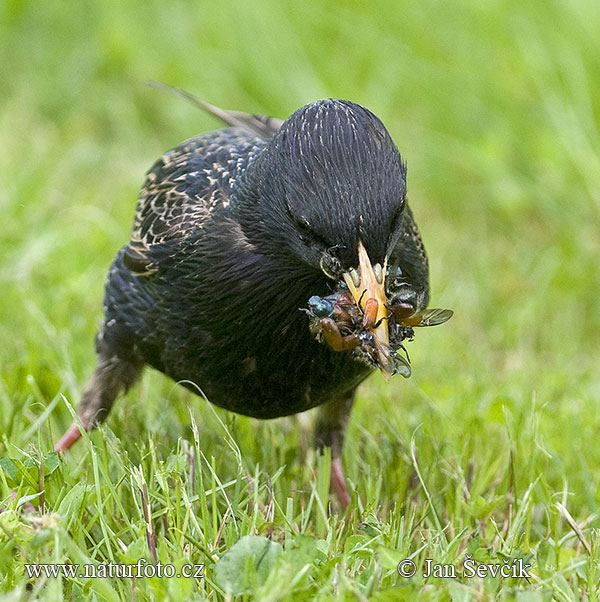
[125,128,268,272]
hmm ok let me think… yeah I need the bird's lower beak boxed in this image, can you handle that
[343,241,393,380]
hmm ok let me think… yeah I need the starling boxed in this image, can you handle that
[56,91,451,508]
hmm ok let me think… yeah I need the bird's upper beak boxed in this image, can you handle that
[343,241,393,380]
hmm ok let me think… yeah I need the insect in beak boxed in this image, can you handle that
[342,241,393,380]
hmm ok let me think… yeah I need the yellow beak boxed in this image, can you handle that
[343,241,393,380]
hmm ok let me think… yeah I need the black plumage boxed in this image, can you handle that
[56,94,449,508]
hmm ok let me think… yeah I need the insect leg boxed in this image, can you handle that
[320,318,361,352]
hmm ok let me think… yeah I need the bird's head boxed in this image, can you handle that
[238,99,439,378]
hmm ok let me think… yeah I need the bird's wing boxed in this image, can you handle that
[123,129,267,275]
[121,87,284,275]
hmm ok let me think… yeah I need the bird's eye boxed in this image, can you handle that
[285,204,330,249]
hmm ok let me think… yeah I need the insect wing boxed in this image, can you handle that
[414,308,454,327]
[393,352,412,378]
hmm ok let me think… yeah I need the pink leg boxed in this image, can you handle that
[54,344,143,454]
[314,392,355,510]
[331,456,351,509]
[54,421,87,454]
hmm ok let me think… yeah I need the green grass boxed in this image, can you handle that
[1,0,600,599]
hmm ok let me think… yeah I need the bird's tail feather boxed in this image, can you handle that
[147,80,282,139]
